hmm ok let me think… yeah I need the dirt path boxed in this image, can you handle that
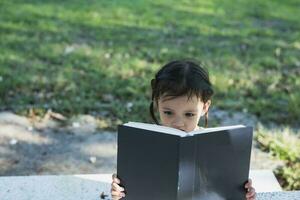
[0,112,117,176]
[0,111,282,176]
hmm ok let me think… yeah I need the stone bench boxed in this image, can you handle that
[249,169,282,192]
[0,170,299,200]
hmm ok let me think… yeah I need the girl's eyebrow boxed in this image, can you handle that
[185,110,198,112]
[162,107,198,112]
[161,107,174,111]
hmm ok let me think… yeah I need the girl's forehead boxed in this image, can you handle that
[159,95,203,105]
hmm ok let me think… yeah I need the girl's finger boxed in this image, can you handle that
[244,179,252,189]
[112,174,120,182]
[112,174,120,183]
[247,194,256,200]
[111,191,126,198]
[113,177,121,184]
[111,183,117,191]
[246,187,256,198]
[111,196,121,200]
[111,193,123,200]
[111,190,121,196]
[112,182,125,192]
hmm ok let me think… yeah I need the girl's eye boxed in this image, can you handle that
[185,113,195,117]
[163,111,172,115]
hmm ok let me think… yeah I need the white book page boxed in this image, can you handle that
[189,125,246,136]
[123,122,187,137]
[123,122,246,137]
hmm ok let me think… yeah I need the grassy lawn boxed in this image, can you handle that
[1,0,299,126]
[0,0,300,189]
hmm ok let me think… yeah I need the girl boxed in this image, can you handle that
[111,60,256,200]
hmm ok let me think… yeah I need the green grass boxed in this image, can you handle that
[1,0,300,126]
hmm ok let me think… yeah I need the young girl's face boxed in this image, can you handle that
[157,95,211,132]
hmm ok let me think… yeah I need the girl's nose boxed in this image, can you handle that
[171,117,185,130]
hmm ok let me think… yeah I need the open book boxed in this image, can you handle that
[117,122,253,200]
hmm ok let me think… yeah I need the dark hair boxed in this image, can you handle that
[149,60,214,127]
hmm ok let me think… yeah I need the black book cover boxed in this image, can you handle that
[117,123,252,200]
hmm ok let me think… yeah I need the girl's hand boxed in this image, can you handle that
[245,179,256,200]
[110,174,256,200]
[111,173,126,200]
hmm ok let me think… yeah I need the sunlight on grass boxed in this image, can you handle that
[1,0,299,124]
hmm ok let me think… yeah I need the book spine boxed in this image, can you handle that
[177,137,196,200]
